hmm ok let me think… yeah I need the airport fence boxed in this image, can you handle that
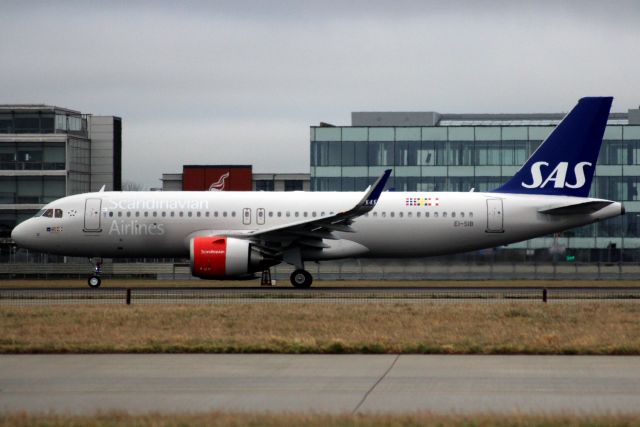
[2,260,640,280]
[1,287,639,306]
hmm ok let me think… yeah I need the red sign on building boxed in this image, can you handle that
[182,165,252,191]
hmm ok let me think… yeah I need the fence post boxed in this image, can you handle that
[126,288,131,305]
[542,288,548,303]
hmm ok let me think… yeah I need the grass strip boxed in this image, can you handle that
[1,412,640,427]
[1,303,639,354]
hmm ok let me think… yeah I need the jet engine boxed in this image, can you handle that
[190,236,277,279]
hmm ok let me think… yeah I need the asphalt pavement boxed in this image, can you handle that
[1,354,639,414]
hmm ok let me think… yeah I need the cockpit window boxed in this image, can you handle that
[54,209,63,218]
[33,209,46,218]
[42,209,54,218]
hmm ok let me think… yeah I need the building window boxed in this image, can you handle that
[284,180,303,191]
[255,180,274,191]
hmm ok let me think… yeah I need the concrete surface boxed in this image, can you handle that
[1,354,639,414]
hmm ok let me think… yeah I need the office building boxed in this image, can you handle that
[0,104,121,238]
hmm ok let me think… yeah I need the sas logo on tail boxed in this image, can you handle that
[522,161,592,189]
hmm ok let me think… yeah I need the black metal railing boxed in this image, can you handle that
[1,287,638,306]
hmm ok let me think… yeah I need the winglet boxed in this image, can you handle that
[352,169,391,214]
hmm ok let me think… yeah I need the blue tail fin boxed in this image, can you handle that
[492,97,612,197]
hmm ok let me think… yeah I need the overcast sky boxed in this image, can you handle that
[1,1,638,187]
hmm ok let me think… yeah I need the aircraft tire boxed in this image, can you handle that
[290,269,313,288]
[88,275,102,288]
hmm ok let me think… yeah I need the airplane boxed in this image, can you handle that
[11,97,624,288]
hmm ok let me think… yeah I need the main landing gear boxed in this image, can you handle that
[88,257,103,288]
[290,269,313,288]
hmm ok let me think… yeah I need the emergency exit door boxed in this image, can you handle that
[486,199,504,233]
[84,198,102,232]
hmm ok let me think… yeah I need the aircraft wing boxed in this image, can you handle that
[237,169,391,252]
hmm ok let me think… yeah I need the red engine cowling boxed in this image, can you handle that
[190,236,276,279]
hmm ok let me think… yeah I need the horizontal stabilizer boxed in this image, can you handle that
[538,200,613,215]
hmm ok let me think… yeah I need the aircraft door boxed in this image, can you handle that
[257,208,265,225]
[242,208,251,225]
[84,198,102,232]
[486,199,504,233]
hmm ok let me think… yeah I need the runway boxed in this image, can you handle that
[2,286,638,305]
[1,355,639,414]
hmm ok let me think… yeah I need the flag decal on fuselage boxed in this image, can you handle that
[405,197,440,207]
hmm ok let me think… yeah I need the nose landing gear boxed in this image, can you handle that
[88,257,103,288]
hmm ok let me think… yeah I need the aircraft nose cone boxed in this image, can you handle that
[11,221,28,247]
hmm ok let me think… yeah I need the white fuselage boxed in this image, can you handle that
[12,190,624,259]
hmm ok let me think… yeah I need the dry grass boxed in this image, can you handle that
[1,278,639,288]
[1,412,639,427]
[1,303,639,354]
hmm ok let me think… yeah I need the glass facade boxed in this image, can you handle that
[0,141,65,170]
[311,124,640,261]
[0,111,87,136]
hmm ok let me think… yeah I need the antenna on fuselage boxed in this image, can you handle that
[98,185,106,192]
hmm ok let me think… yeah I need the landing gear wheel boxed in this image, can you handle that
[290,269,313,288]
[88,275,102,288]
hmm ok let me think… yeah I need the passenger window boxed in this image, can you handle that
[162,212,166,217]
[295,212,299,217]
[144,212,149,217]
[425,212,429,218]
[135,212,140,217]
[321,211,326,216]
[126,212,131,218]
[407,212,412,218]
[109,212,114,217]
[223,212,227,217]
[373,212,378,217]
[277,212,282,217]
[231,211,236,217]
[214,212,218,217]
[179,212,184,217]
[469,212,474,218]
[54,209,63,218]
[286,212,290,217]
[153,212,157,217]
[188,212,192,217]
[416,212,421,218]
[303,212,308,218]
[451,212,456,218]
[382,212,387,218]
[443,212,447,218]
[312,212,316,217]
[460,212,465,218]
[434,212,439,218]
[399,212,403,218]
[196,212,201,217]
[43,209,54,218]
[117,212,122,217]
[170,212,175,217]
[269,212,273,217]
[390,212,395,218]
